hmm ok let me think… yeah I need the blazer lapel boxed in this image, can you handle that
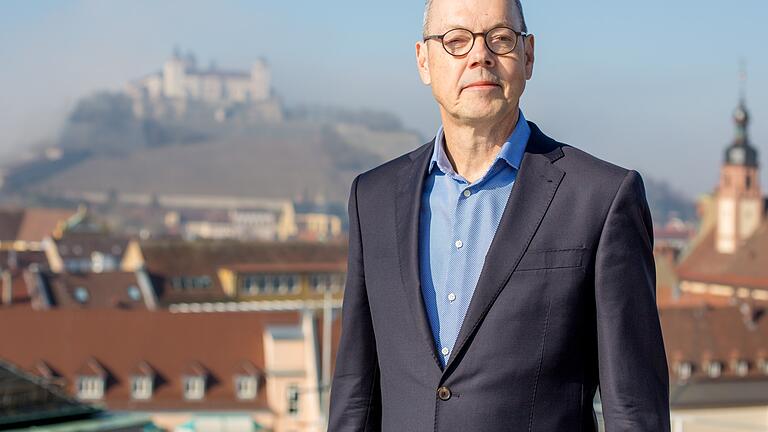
[395,139,444,371]
[443,122,565,374]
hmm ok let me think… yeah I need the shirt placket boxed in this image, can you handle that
[437,178,476,365]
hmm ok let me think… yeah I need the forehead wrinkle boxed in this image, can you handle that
[434,20,517,33]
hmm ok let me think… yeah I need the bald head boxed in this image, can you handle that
[422,0,527,36]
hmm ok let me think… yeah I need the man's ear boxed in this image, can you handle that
[523,34,535,80]
[416,41,432,85]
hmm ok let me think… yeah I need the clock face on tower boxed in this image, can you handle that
[729,147,746,165]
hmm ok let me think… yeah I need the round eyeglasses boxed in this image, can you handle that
[423,26,526,57]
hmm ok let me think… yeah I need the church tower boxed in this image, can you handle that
[715,74,762,254]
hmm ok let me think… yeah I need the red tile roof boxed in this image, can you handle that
[661,305,768,383]
[40,271,149,310]
[0,309,301,411]
[0,207,76,242]
[678,222,768,291]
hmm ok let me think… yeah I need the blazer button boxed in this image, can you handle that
[437,386,452,401]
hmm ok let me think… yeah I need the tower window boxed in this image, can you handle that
[287,384,300,416]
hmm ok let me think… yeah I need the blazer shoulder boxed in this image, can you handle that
[528,121,630,185]
[354,140,433,192]
[530,123,642,201]
[560,144,629,179]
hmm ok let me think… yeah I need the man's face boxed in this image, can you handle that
[416,0,535,125]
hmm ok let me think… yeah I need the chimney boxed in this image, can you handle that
[2,269,12,306]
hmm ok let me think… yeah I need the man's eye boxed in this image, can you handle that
[445,37,470,47]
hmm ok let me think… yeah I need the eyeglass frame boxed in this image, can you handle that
[423,25,528,57]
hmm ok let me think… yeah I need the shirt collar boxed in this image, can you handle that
[428,109,530,176]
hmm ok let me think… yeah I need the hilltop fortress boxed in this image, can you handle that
[125,48,282,123]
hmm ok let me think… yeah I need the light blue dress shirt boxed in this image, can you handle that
[419,110,530,367]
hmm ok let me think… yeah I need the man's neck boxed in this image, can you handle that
[440,108,520,184]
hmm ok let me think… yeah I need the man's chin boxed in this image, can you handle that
[453,105,508,123]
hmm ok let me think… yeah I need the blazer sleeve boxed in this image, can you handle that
[327,174,382,431]
[594,170,671,432]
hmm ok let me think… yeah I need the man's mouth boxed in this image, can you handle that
[462,81,501,91]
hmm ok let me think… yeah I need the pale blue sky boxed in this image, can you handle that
[1,0,766,197]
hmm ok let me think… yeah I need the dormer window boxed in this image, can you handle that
[235,375,258,400]
[707,361,723,378]
[183,375,206,400]
[758,358,768,375]
[676,361,693,380]
[77,375,104,400]
[130,361,155,400]
[131,375,153,400]
[75,358,107,400]
[733,359,749,376]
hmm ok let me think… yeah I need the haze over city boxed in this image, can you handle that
[2,0,767,197]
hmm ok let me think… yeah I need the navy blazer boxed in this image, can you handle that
[328,121,670,432]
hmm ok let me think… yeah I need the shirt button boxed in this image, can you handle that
[441,347,449,355]
[455,240,463,249]
[463,189,472,197]
[448,293,456,302]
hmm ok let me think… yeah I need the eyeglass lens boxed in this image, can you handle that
[442,27,518,56]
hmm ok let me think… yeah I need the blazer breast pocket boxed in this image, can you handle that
[515,247,587,272]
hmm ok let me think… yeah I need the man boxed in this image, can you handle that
[328,0,670,430]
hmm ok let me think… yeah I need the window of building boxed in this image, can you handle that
[235,375,258,400]
[191,276,212,289]
[278,275,292,294]
[707,361,723,378]
[310,274,330,293]
[171,276,212,291]
[131,375,153,400]
[76,376,104,400]
[255,275,268,294]
[78,258,91,273]
[330,273,345,291]
[183,376,206,400]
[127,285,142,301]
[287,384,300,416]
[171,276,183,290]
[73,286,90,304]
[289,275,300,294]
[734,359,749,377]
[758,358,768,375]
[241,276,253,295]
[676,361,693,380]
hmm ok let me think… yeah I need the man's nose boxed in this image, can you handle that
[468,35,495,68]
